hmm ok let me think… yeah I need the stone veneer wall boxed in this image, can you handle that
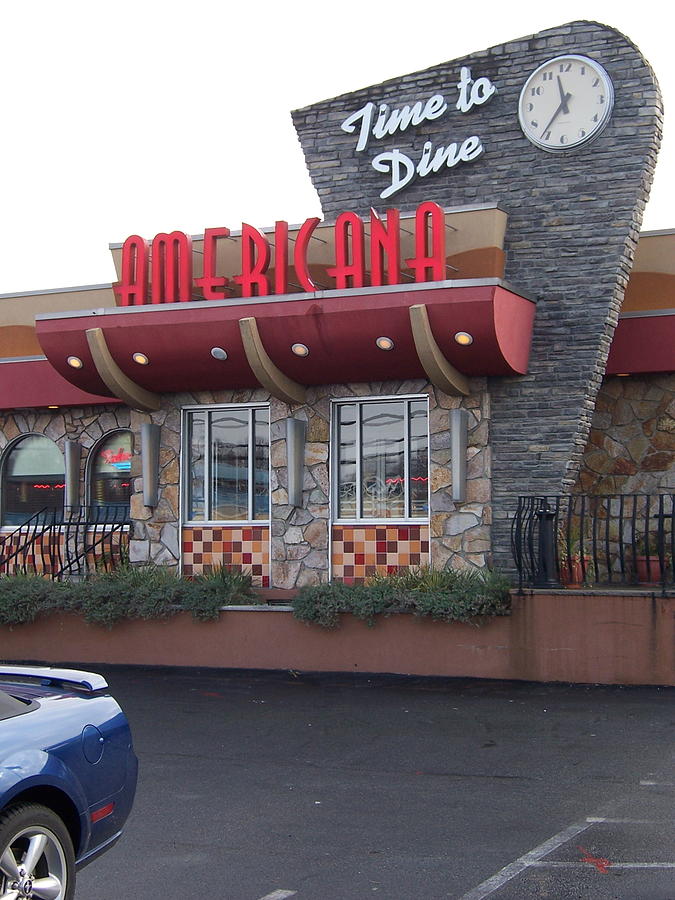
[292,21,662,569]
[0,375,490,587]
[0,405,131,504]
[268,378,490,589]
[577,374,675,494]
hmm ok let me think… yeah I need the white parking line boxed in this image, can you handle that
[458,820,597,900]
[532,861,675,869]
[257,891,297,900]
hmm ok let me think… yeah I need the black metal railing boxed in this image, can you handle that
[512,493,674,595]
[0,505,129,580]
[0,507,59,575]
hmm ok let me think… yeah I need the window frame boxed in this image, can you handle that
[330,394,430,525]
[181,403,271,526]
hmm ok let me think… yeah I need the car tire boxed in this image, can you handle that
[0,802,75,900]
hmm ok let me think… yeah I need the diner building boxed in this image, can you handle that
[0,20,672,594]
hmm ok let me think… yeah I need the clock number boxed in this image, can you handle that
[559,134,568,145]
[527,102,534,112]
[530,120,538,128]
[592,77,600,87]
[531,86,544,96]
[559,62,571,72]
[580,66,586,75]
[592,113,599,123]
[598,95,605,104]
[543,71,553,81]
[543,130,551,142]
[578,128,586,138]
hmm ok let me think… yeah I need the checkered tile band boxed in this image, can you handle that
[182,526,270,587]
[331,524,430,584]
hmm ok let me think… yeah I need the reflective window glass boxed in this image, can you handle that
[91,431,132,518]
[2,435,64,526]
[184,407,269,523]
[334,398,428,521]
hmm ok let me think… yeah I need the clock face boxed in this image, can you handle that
[518,55,614,152]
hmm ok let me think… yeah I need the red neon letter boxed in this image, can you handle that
[405,201,446,282]
[151,231,193,303]
[326,212,366,289]
[274,221,289,295]
[233,224,270,297]
[370,207,401,286]
[195,227,231,300]
[115,235,149,306]
[294,217,321,292]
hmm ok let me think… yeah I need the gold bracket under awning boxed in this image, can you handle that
[85,327,161,411]
[239,316,306,406]
[409,304,470,396]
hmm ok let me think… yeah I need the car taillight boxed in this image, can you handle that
[91,801,115,823]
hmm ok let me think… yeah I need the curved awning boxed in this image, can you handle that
[34,279,536,408]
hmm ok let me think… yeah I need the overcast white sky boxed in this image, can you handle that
[0,1,671,294]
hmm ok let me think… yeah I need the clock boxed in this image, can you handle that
[518,54,614,151]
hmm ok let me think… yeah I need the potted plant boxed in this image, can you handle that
[634,534,664,585]
[557,524,592,588]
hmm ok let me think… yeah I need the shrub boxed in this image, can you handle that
[181,567,259,621]
[0,564,261,628]
[0,574,67,626]
[292,566,512,628]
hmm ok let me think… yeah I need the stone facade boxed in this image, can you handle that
[1,375,491,587]
[578,374,675,495]
[0,404,131,501]
[292,21,662,567]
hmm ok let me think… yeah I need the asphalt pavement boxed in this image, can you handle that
[77,667,674,899]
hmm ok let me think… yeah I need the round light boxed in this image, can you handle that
[375,336,394,351]
[291,343,309,357]
[67,356,83,369]
[454,331,474,346]
[132,352,149,365]
[47,405,59,410]
[210,347,228,361]
[615,373,630,377]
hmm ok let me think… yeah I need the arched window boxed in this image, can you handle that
[89,431,133,520]
[1,435,65,526]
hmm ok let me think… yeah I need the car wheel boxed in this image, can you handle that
[0,802,75,900]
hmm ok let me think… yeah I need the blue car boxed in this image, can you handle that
[0,666,138,899]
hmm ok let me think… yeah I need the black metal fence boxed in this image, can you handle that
[0,505,129,580]
[512,493,674,594]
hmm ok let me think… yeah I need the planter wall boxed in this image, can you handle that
[1,591,672,686]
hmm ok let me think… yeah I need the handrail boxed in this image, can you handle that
[0,506,129,579]
[0,508,59,574]
[54,507,130,579]
[512,493,674,595]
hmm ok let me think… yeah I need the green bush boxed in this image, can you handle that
[181,566,259,621]
[292,566,512,628]
[0,564,261,628]
[0,574,68,626]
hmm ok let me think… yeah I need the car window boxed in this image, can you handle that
[0,688,37,720]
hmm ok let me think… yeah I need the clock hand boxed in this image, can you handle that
[557,76,570,114]
[540,90,572,137]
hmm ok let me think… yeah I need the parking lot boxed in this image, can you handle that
[78,667,674,899]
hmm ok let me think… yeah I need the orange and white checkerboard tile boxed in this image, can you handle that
[182,525,270,587]
[331,524,430,584]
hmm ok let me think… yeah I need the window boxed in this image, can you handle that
[184,406,269,523]
[333,397,429,521]
[89,431,133,520]
[1,435,64,526]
